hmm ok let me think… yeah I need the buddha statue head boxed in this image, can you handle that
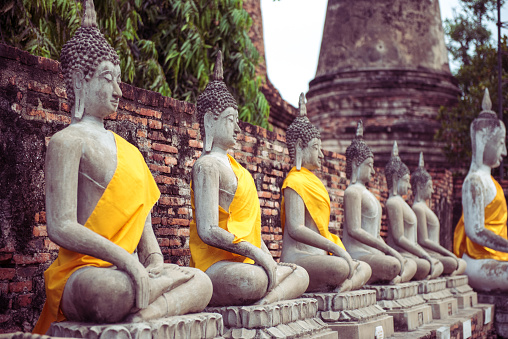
[60,0,121,122]
[411,153,433,202]
[385,141,410,196]
[196,51,239,152]
[470,89,507,170]
[286,93,322,170]
[345,120,374,184]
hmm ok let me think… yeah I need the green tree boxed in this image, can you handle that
[436,0,508,170]
[0,0,270,129]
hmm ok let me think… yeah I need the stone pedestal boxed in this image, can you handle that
[366,282,432,331]
[48,313,223,339]
[302,290,394,339]
[417,278,458,320]
[478,292,508,337]
[206,298,336,339]
[445,275,478,309]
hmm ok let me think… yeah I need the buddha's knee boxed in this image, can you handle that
[413,259,431,280]
[71,270,134,323]
[440,257,458,274]
[209,266,268,304]
[379,256,399,280]
[187,267,213,305]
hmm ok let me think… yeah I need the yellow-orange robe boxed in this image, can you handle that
[281,167,346,251]
[454,176,508,261]
[189,154,261,271]
[33,132,160,334]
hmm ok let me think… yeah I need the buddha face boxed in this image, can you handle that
[357,157,374,184]
[209,106,240,151]
[81,60,122,118]
[301,137,324,170]
[483,126,507,168]
[397,173,411,196]
[419,179,434,200]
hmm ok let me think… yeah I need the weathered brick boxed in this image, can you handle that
[44,239,59,251]
[15,294,33,308]
[0,268,16,280]
[170,219,190,226]
[28,80,52,94]
[149,119,162,129]
[33,226,47,237]
[189,140,202,148]
[9,281,32,293]
[157,238,170,247]
[13,253,51,265]
[152,143,178,153]
[169,238,182,247]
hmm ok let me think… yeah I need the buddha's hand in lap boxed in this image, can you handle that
[331,248,356,279]
[255,251,278,292]
[120,258,150,309]
[389,248,405,277]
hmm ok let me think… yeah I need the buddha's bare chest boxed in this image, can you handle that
[78,138,117,189]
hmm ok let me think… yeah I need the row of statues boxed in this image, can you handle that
[32,0,508,334]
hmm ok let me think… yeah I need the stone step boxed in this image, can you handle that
[417,277,447,294]
[388,303,495,339]
[303,290,377,311]
[206,298,336,339]
[365,282,419,300]
[445,275,469,288]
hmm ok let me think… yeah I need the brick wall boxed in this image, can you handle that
[0,43,454,333]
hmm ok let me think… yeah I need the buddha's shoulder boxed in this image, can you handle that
[47,125,87,149]
[193,155,224,175]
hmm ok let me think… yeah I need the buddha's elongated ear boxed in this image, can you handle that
[351,160,359,184]
[392,176,398,196]
[204,111,214,152]
[296,138,303,171]
[72,70,85,121]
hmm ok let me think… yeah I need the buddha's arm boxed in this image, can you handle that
[45,134,150,308]
[285,188,354,278]
[386,200,432,261]
[463,177,508,252]
[193,162,277,290]
[415,205,456,258]
[137,213,164,274]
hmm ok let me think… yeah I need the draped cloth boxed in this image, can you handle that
[281,167,346,251]
[33,132,161,334]
[454,176,508,261]
[189,154,261,272]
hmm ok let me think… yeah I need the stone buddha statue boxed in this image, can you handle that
[412,152,466,276]
[280,95,371,292]
[190,53,309,306]
[385,142,444,280]
[342,121,417,284]
[454,89,508,292]
[33,0,212,334]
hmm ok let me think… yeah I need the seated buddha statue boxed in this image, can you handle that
[412,152,466,276]
[385,142,444,280]
[342,121,417,284]
[454,89,508,292]
[279,95,372,292]
[33,1,212,334]
[190,53,309,306]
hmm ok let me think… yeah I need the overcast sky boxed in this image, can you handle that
[260,0,508,106]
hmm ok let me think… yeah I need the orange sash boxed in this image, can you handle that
[281,167,346,251]
[453,176,508,261]
[33,132,160,334]
[189,154,261,272]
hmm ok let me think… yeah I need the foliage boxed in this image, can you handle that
[0,0,270,129]
[436,0,508,169]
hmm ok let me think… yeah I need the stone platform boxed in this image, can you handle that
[478,291,508,338]
[390,303,495,339]
[366,282,432,331]
[417,278,458,320]
[445,275,477,309]
[47,312,223,339]
[205,298,336,339]
[302,290,393,339]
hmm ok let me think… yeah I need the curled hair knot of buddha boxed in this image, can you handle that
[286,115,321,163]
[385,153,409,190]
[60,25,120,109]
[345,137,373,180]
